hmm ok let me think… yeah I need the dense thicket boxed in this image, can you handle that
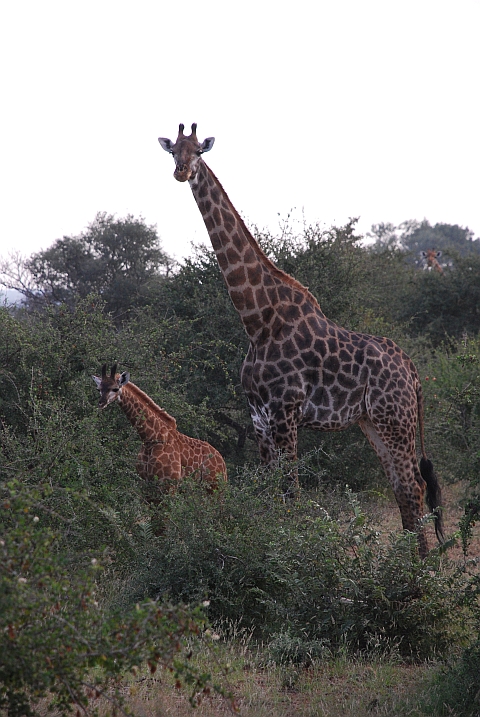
[1,214,480,714]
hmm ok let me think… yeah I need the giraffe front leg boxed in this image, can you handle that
[394,476,428,558]
[249,402,300,498]
[274,419,300,499]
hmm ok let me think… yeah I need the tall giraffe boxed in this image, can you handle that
[92,364,227,492]
[421,249,444,275]
[158,124,443,556]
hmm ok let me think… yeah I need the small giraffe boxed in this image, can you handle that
[92,364,227,492]
[158,124,444,556]
[421,249,444,274]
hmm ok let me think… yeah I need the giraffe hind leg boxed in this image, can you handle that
[358,417,429,558]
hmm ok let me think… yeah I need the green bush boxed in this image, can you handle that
[0,480,214,717]
[426,639,480,716]
[396,252,480,344]
[135,472,467,663]
[419,551,480,716]
[0,328,226,714]
[418,336,480,485]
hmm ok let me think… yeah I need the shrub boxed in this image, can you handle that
[0,480,214,717]
[0,357,226,715]
[419,336,480,485]
[134,472,467,663]
[417,542,480,716]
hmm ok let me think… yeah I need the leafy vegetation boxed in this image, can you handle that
[0,213,173,317]
[0,479,218,717]
[1,215,480,714]
[140,478,467,662]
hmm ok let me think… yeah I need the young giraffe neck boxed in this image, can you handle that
[117,382,176,443]
[189,160,325,340]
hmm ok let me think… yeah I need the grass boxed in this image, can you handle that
[99,638,440,717]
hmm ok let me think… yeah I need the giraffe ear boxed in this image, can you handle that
[420,251,427,257]
[158,137,174,153]
[200,137,215,153]
[436,250,442,258]
[119,371,130,387]
[92,376,102,389]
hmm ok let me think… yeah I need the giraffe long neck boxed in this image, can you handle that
[117,382,176,442]
[189,161,323,340]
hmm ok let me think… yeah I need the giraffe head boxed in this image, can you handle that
[421,249,442,261]
[158,123,215,182]
[421,249,444,274]
[92,363,130,408]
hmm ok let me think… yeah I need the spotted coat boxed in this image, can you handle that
[93,364,227,492]
[158,124,443,556]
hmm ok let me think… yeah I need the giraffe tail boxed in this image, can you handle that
[417,379,445,545]
[420,457,445,545]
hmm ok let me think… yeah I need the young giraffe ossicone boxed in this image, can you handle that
[93,364,227,493]
[421,249,444,275]
[158,124,444,556]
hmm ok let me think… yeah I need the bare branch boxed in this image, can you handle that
[0,250,39,301]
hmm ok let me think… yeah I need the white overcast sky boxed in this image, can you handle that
[1,0,479,263]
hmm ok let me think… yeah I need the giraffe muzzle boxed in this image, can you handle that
[174,164,191,182]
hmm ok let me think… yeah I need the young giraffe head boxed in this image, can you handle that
[158,123,215,182]
[421,249,444,274]
[92,363,130,409]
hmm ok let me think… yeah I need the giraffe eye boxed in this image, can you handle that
[112,388,119,392]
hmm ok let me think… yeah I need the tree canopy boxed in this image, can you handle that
[368,219,480,266]
[0,212,173,317]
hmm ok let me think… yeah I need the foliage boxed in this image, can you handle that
[368,219,479,259]
[395,252,480,344]
[0,297,232,458]
[135,476,467,663]
[124,292,247,443]
[425,640,480,716]
[0,480,216,717]
[413,338,480,716]
[367,220,480,343]
[2,213,480,713]
[0,213,172,317]
[418,336,480,484]
[419,551,480,717]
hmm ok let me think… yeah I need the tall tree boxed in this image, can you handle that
[0,213,173,316]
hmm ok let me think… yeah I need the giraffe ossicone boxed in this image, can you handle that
[158,124,444,557]
[92,363,227,492]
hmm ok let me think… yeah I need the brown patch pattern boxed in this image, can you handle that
[93,366,227,493]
